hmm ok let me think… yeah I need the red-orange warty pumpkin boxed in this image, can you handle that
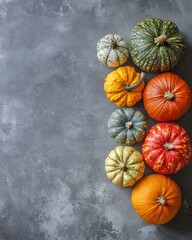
[143,72,191,121]
[142,123,192,174]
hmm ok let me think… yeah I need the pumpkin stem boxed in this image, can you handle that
[154,34,167,46]
[158,196,166,206]
[119,162,127,171]
[111,40,117,49]
[125,121,133,129]
[164,91,175,100]
[125,72,145,92]
[163,142,174,150]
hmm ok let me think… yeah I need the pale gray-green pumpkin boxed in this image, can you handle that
[108,108,148,145]
[97,34,129,67]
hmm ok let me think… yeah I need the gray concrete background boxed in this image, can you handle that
[0,0,192,239]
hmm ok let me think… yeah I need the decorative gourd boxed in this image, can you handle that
[130,18,185,72]
[108,107,148,145]
[97,34,129,67]
[104,66,145,107]
[143,72,191,121]
[131,174,181,224]
[105,146,145,187]
[142,123,192,174]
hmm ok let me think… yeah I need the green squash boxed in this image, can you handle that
[108,107,148,145]
[130,18,185,72]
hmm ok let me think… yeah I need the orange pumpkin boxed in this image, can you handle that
[104,66,145,107]
[143,72,192,121]
[131,174,181,225]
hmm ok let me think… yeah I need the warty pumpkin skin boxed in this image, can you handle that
[104,66,145,107]
[142,123,192,174]
[130,18,185,72]
[131,174,181,224]
[108,107,148,145]
[143,72,192,122]
[105,146,145,187]
[97,34,129,68]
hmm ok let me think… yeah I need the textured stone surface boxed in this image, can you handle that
[0,0,191,239]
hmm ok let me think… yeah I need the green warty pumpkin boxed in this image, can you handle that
[108,107,148,145]
[130,18,185,72]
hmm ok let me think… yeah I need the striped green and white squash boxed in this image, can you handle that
[108,107,148,145]
[130,18,185,72]
[97,34,129,68]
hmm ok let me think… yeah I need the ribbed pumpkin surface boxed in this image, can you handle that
[132,174,181,224]
[143,72,191,121]
[130,18,185,72]
[108,107,148,145]
[104,66,145,107]
[142,123,192,174]
[105,146,145,187]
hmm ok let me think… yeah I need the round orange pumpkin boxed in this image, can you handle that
[131,174,181,224]
[143,72,191,121]
[104,66,145,107]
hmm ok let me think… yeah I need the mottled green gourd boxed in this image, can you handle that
[108,107,148,145]
[130,18,185,72]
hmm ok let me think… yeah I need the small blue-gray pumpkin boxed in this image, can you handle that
[108,107,148,145]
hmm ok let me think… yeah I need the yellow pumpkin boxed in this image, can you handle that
[105,146,145,187]
[104,66,145,107]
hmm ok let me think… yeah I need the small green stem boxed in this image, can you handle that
[125,72,145,92]
[111,41,117,49]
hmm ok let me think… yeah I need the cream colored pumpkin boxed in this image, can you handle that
[105,146,145,187]
[97,34,129,68]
